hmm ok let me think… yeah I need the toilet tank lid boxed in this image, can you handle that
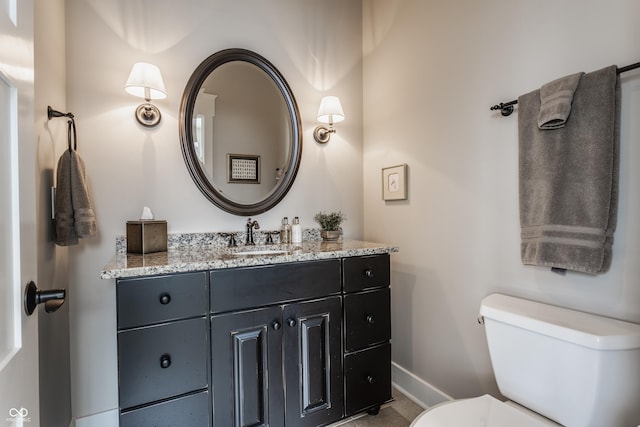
[480,294,640,350]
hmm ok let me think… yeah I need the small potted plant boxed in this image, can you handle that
[314,211,346,241]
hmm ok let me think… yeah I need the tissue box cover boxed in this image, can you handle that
[126,220,167,254]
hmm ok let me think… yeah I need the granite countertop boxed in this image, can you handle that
[101,238,399,280]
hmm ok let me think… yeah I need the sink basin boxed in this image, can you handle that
[231,249,290,256]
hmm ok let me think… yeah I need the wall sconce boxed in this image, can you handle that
[313,95,344,143]
[125,62,167,127]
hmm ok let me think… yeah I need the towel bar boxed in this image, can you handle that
[490,61,640,116]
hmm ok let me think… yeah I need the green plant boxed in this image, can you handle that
[314,211,346,231]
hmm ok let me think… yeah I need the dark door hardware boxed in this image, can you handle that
[159,354,172,369]
[24,281,66,315]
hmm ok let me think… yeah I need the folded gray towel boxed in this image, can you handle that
[518,65,619,274]
[537,72,584,129]
[55,149,97,246]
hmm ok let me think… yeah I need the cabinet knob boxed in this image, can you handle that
[366,314,375,324]
[272,321,281,330]
[160,354,172,369]
[366,375,375,384]
[159,293,171,305]
[364,269,374,278]
[287,318,297,327]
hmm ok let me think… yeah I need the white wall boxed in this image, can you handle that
[363,0,640,401]
[65,0,363,421]
[34,0,72,425]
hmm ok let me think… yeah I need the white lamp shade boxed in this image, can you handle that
[316,96,345,124]
[125,62,167,100]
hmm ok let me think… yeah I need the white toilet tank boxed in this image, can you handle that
[480,294,640,427]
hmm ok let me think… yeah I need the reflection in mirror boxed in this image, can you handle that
[193,61,290,204]
[180,49,302,216]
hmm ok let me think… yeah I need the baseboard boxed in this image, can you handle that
[70,408,118,427]
[391,361,453,409]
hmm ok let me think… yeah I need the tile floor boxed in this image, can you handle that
[329,388,425,427]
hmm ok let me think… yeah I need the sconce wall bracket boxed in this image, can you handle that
[314,125,335,144]
[135,102,162,127]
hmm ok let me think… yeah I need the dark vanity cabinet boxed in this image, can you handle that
[115,254,391,427]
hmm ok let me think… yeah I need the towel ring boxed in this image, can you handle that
[67,118,77,152]
[47,106,77,151]
[47,106,74,120]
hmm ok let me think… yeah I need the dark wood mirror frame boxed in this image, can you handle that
[179,48,302,216]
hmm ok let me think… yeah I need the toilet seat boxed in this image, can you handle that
[410,395,558,427]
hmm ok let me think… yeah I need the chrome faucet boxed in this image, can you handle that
[245,218,260,245]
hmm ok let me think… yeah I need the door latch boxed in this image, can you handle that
[24,281,66,315]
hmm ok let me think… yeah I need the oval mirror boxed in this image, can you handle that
[179,48,302,216]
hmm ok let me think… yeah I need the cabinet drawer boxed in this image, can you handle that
[343,254,390,293]
[117,271,207,329]
[120,390,210,427]
[118,317,208,409]
[210,259,341,313]
[344,343,392,416]
[344,288,391,352]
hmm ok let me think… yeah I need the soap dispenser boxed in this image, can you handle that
[291,217,302,244]
[280,217,291,244]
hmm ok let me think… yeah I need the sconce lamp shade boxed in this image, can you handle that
[316,96,344,124]
[314,95,344,143]
[125,62,166,127]
[125,62,167,100]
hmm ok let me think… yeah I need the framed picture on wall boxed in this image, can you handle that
[382,164,407,200]
[228,154,261,184]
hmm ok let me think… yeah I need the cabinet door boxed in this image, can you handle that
[120,391,210,427]
[344,288,391,352]
[117,271,208,329]
[342,254,390,293]
[211,306,284,427]
[211,259,341,314]
[118,317,208,409]
[344,343,392,416]
[283,296,344,427]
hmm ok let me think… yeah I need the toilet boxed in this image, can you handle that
[411,293,640,427]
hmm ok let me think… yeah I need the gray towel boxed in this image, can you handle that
[537,72,584,129]
[518,65,619,274]
[55,150,97,246]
